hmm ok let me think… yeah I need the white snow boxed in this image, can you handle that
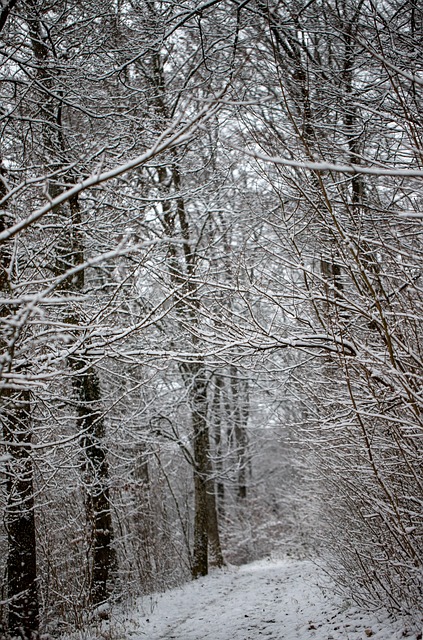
[117,557,419,640]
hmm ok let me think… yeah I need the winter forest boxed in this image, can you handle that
[0,0,422,638]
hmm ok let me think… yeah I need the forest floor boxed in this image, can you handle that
[93,556,420,640]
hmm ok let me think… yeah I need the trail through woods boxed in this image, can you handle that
[101,558,420,640]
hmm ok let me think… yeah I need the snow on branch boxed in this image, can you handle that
[0,100,222,243]
[236,147,423,178]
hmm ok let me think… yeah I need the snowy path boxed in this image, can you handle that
[128,557,419,640]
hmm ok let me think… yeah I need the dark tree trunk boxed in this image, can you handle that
[0,0,18,33]
[71,361,115,605]
[133,445,155,585]
[212,375,225,518]
[187,363,224,578]
[1,165,39,639]
[206,477,224,568]
[192,471,209,578]
[230,366,250,501]
[190,366,210,578]
[147,40,224,578]
[25,4,117,597]
[4,391,39,639]
[61,193,116,606]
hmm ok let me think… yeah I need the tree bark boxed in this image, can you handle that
[1,167,39,639]
[70,360,115,605]
[186,364,209,578]
[206,477,224,568]
[146,29,224,578]
[229,366,250,501]
[182,362,224,577]
[4,391,39,639]
[25,4,116,604]
[63,195,116,605]
[211,375,225,518]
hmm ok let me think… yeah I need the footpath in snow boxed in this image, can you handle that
[123,557,420,640]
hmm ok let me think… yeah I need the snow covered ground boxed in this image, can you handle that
[111,557,419,640]
[61,557,420,639]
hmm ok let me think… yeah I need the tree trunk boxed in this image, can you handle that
[70,360,115,605]
[184,362,224,577]
[1,165,39,639]
[63,194,116,606]
[211,375,225,518]
[147,38,224,578]
[4,391,39,639]
[230,366,250,501]
[25,5,117,601]
[189,365,210,578]
[206,477,224,568]
[133,445,155,586]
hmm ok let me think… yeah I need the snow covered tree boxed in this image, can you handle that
[0,0,421,634]
[225,0,423,620]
